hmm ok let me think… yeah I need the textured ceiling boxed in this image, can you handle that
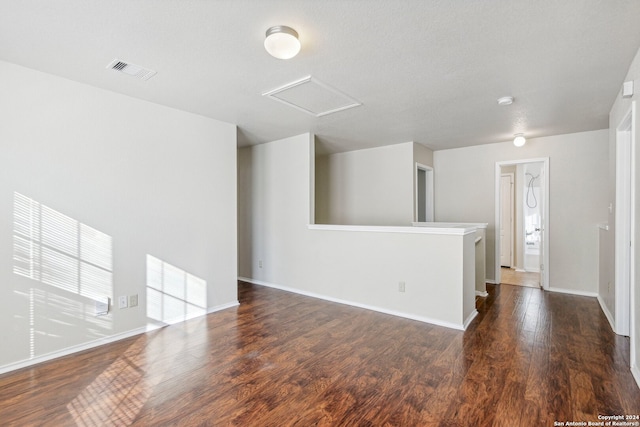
[1,0,639,153]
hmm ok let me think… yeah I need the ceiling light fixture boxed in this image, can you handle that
[497,96,514,106]
[264,26,300,59]
[513,134,526,147]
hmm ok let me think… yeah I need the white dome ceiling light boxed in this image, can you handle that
[513,133,526,147]
[497,96,514,106]
[264,26,301,59]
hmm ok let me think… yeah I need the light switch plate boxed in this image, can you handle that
[118,295,128,309]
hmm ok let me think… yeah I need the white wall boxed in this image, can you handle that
[414,143,434,168]
[238,134,476,329]
[608,45,640,386]
[237,146,254,279]
[315,142,415,225]
[0,61,238,371]
[434,129,609,294]
[314,141,434,226]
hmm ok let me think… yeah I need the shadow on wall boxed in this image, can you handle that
[13,192,113,302]
[12,192,113,358]
[146,255,207,326]
[10,192,209,363]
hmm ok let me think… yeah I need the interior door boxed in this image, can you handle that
[500,174,513,267]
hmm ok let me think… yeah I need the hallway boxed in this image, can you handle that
[501,267,541,289]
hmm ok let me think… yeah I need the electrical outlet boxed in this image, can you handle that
[118,295,128,309]
[95,298,109,316]
[398,281,406,293]
[259,260,263,268]
[129,294,138,307]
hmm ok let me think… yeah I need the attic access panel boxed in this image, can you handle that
[262,76,361,117]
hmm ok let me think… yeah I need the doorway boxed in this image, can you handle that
[415,163,434,222]
[495,158,549,290]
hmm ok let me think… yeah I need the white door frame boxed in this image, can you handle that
[415,163,434,222]
[495,158,550,289]
[615,101,635,338]
[500,173,515,267]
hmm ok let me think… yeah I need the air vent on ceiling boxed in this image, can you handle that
[262,76,361,117]
[106,59,157,81]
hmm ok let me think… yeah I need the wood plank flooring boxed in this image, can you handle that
[0,281,638,426]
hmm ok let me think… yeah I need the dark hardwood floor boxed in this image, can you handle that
[1,281,638,426]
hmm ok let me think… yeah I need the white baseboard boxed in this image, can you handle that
[597,295,616,333]
[208,301,240,314]
[475,290,489,297]
[0,326,154,376]
[240,277,467,331]
[463,310,478,329]
[0,300,239,376]
[486,279,498,285]
[632,364,640,391]
[149,301,240,326]
[546,287,598,298]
